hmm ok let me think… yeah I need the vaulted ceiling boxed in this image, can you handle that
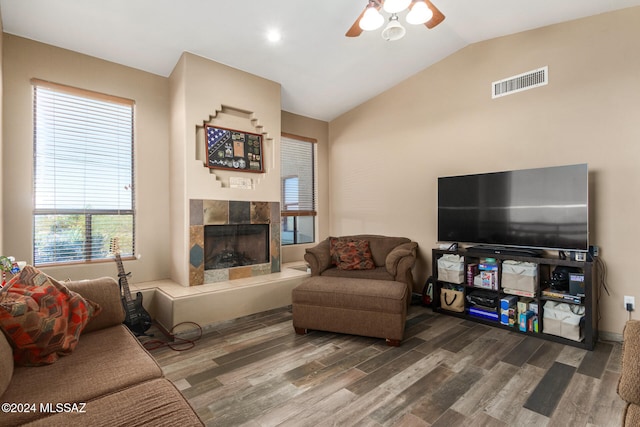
[2,0,639,121]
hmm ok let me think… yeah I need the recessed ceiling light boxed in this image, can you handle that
[266,29,282,43]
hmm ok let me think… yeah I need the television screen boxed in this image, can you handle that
[438,164,589,252]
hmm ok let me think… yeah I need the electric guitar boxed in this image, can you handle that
[110,238,152,336]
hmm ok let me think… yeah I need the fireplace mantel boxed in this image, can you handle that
[189,199,280,286]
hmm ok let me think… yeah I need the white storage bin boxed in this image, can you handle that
[502,260,537,293]
[542,301,584,341]
[437,254,464,284]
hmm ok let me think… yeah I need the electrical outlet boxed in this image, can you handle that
[625,296,635,311]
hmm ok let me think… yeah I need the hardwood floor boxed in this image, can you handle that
[147,304,625,426]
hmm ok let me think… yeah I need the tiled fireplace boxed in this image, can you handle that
[189,199,281,286]
[204,224,269,270]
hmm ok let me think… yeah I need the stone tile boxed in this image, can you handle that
[190,225,204,247]
[270,201,280,223]
[204,269,229,284]
[251,202,270,224]
[189,264,204,286]
[229,266,253,280]
[203,200,229,225]
[251,264,272,276]
[229,200,250,224]
[189,244,204,269]
[190,199,203,225]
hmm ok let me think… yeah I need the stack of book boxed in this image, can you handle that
[467,263,478,287]
[542,288,582,304]
[476,258,498,290]
[469,306,498,321]
[467,289,499,322]
[502,288,535,298]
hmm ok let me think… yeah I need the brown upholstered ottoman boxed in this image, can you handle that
[292,276,408,346]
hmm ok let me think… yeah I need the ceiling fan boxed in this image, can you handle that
[346,0,445,40]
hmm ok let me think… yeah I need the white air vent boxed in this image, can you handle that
[492,66,548,99]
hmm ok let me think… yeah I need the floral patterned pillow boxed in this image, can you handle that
[330,238,375,271]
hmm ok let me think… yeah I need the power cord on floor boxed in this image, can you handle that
[142,321,203,352]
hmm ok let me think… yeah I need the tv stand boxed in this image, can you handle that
[431,248,598,350]
[467,245,543,258]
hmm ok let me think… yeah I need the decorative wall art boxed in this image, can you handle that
[205,125,264,173]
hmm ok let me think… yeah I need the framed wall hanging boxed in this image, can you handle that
[205,125,264,173]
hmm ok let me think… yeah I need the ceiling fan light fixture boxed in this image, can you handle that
[359,6,385,31]
[381,15,406,41]
[382,0,412,14]
[406,1,434,25]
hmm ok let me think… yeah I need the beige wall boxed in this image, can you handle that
[2,8,637,336]
[2,35,172,282]
[329,8,640,337]
[168,52,282,285]
[281,111,329,263]
[1,37,296,287]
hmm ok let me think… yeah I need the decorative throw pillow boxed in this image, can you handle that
[0,266,102,366]
[330,239,375,271]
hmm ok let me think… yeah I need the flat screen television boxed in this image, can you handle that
[438,164,588,253]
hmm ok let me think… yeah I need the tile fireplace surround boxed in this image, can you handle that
[189,199,281,286]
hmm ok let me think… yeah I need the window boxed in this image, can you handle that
[280,134,317,245]
[32,79,135,265]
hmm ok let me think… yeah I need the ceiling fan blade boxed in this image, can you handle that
[423,0,445,29]
[346,2,385,37]
[345,6,368,37]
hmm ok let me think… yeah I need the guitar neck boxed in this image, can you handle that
[115,254,133,302]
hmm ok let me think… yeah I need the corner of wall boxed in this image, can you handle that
[168,54,189,286]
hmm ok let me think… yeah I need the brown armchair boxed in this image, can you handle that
[304,235,418,303]
[619,319,640,425]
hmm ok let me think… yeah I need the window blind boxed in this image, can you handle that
[280,136,316,216]
[32,80,135,265]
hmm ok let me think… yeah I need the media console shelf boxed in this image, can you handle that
[431,248,598,350]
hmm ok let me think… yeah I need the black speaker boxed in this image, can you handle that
[550,266,582,292]
[569,273,585,296]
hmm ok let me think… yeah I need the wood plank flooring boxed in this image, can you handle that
[146,304,626,426]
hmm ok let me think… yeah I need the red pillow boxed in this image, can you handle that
[0,266,101,366]
[330,238,375,271]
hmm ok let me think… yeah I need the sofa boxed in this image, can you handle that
[618,319,640,426]
[293,235,418,345]
[0,273,203,426]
